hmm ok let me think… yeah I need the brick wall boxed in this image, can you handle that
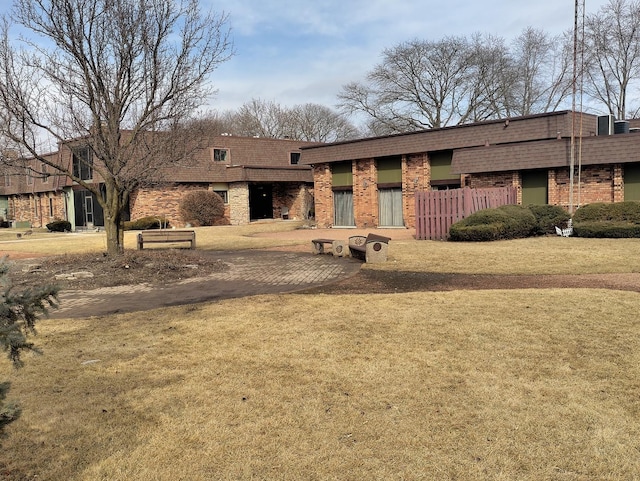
[403,153,429,229]
[572,165,617,206]
[313,165,333,227]
[550,165,620,209]
[8,192,67,228]
[467,172,522,203]
[130,184,218,227]
[353,158,377,228]
[614,164,624,203]
[271,183,313,220]
[471,166,624,210]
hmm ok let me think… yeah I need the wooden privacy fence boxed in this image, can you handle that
[415,187,518,240]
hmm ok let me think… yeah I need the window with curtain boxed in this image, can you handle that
[333,190,355,226]
[379,188,403,226]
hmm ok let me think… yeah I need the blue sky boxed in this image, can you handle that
[206,0,611,114]
[0,1,612,114]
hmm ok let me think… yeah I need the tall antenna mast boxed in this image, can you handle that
[570,0,586,213]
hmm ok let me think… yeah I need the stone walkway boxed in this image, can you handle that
[52,250,361,318]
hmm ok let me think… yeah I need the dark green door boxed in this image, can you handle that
[624,163,640,201]
[521,170,548,205]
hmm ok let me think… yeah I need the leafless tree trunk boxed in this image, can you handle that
[584,0,640,119]
[0,0,232,255]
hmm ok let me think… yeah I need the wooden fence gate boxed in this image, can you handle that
[415,187,518,240]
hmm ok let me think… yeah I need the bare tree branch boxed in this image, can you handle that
[0,0,233,255]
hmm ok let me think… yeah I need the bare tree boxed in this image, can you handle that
[583,0,640,118]
[232,99,292,138]
[222,99,359,142]
[506,28,574,116]
[338,30,573,133]
[0,0,232,255]
[466,33,515,121]
[339,37,477,132]
[288,103,360,142]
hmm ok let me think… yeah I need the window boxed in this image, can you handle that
[213,148,228,162]
[49,197,54,217]
[26,167,34,185]
[213,190,228,203]
[4,174,10,187]
[72,146,93,180]
[34,195,39,216]
[42,163,49,183]
[290,152,301,165]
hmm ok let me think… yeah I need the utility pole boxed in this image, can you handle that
[570,0,585,213]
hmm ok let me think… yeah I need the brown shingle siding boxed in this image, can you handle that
[301,111,596,166]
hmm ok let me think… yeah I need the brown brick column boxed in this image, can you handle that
[613,164,624,202]
[313,164,333,227]
[403,153,428,229]
[353,158,376,228]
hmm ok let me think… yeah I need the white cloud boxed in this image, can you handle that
[206,0,612,115]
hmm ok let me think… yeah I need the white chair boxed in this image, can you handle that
[555,219,573,237]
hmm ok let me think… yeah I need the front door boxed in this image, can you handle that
[84,195,94,226]
[74,190,105,228]
[249,184,273,220]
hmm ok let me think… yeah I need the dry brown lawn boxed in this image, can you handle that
[2,223,640,479]
[0,222,311,257]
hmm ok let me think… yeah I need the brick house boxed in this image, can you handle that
[301,110,640,230]
[0,135,316,229]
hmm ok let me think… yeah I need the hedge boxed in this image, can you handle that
[46,219,72,232]
[449,204,537,241]
[572,202,640,238]
[527,204,571,235]
[123,216,170,231]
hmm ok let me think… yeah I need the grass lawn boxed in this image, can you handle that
[1,223,640,480]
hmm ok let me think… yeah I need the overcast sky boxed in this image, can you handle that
[207,0,612,114]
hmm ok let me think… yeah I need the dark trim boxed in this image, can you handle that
[377,182,402,189]
[332,185,353,192]
[430,179,461,186]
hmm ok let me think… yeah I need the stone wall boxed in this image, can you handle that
[229,183,249,225]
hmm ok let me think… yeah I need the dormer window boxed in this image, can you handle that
[42,163,49,183]
[290,152,301,165]
[72,146,93,180]
[213,148,228,162]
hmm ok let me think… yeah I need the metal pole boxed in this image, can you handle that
[569,0,579,214]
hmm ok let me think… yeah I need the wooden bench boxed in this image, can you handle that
[348,233,391,263]
[137,230,196,250]
[311,238,348,257]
